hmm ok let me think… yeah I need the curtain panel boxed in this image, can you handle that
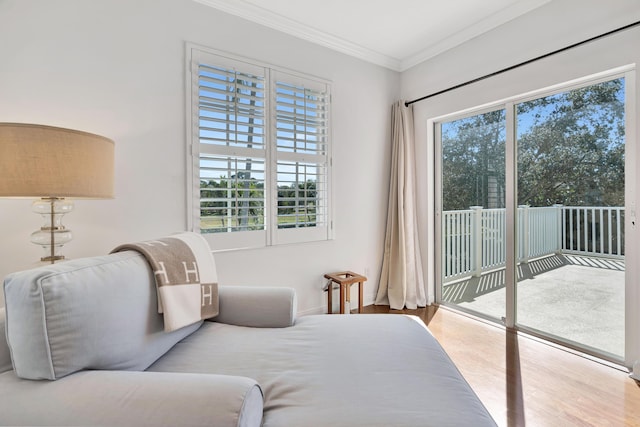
[375,101,426,310]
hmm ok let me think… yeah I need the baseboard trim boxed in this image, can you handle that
[298,294,376,316]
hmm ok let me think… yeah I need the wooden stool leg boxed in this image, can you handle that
[327,282,333,314]
[339,284,345,314]
[346,283,351,313]
[358,281,363,313]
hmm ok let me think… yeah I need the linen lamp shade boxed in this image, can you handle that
[0,123,114,198]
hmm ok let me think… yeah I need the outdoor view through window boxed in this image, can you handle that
[439,77,625,360]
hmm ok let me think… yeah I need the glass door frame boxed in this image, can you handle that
[432,66,637,368]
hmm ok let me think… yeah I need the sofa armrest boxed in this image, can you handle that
[214,286,297,328]
[0,370,263,427]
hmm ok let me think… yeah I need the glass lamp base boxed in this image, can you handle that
[30,198,74,263]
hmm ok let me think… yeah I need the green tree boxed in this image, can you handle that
[441,78,625,211]
[277,179,318,228]
[441,110,506,211]
[517,79,624,207]
[200,176,264,232]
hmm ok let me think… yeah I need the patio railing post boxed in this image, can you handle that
[519,205,530,263]
[470,206,483,277]
[553,204,564,254]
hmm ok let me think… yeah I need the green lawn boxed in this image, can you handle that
[200,214,316,231]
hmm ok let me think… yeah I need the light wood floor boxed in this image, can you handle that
[361,304,640,427]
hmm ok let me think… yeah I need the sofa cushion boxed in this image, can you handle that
[0,308,12,373]
[149,314,497,427]
[3,251,202,380]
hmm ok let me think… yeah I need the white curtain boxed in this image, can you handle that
[375,101,426,310]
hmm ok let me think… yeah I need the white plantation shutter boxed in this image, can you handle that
[191,51,267,250]
[188,47,332,249]
[198,68,265,150]
[272,71,331,244]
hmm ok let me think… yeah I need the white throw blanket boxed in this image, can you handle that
[112,232,219,332]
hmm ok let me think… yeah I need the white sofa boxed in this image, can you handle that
[0,250,496,426]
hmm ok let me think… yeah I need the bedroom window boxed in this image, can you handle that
[187,46,332,250]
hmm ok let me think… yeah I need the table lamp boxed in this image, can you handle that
[0,123,114,263]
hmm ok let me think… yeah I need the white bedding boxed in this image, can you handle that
[149,314,497,427]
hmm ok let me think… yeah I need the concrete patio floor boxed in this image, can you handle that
[442,254,625,357]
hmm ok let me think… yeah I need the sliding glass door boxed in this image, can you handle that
[438,108,506,321]
[515,78,626,359]
[436,71,629,363]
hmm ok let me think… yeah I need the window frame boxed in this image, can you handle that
[186,44,333,251]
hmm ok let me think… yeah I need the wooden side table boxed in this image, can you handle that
[324,271,367,314]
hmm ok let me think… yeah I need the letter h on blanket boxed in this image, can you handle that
[112,232,219,332]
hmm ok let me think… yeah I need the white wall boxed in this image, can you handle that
[400,0,640,366]
[0,0,399,311]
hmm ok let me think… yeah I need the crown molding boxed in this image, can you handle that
[400,0,552,71]
[194,0,403,71]
[194,0,551,73]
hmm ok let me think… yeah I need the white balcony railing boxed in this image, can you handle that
[442,205,625,282]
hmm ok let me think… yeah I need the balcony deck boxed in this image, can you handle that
[442,253,624,357]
